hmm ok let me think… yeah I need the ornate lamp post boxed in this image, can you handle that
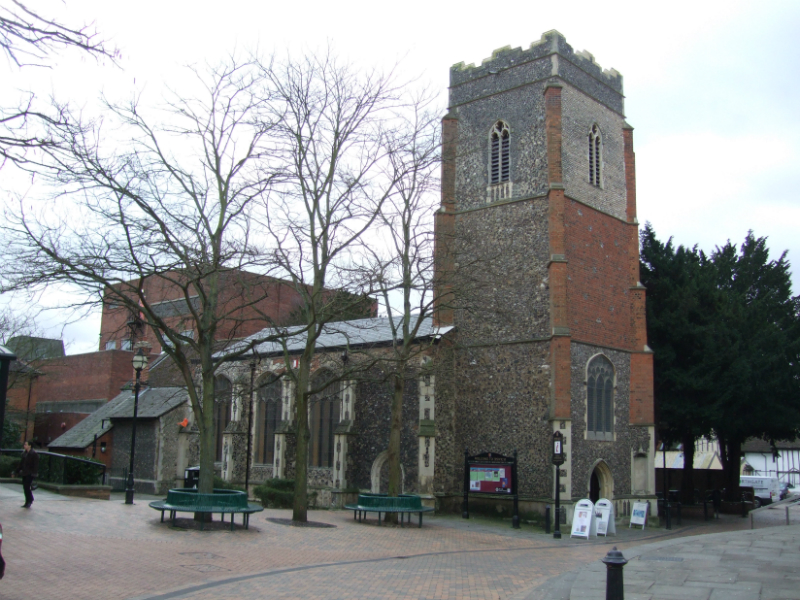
[125,348,148,505]
[552,430,565,539]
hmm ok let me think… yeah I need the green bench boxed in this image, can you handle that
[345,493,434,528]
[149,488,263,531]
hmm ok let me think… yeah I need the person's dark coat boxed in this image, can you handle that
[20,448,39,477]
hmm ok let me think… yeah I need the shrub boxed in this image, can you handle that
[213,476,246,493]
[254,479,294,508]
[0,455,19,477]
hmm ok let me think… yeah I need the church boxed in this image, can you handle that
[211,30,657,522]
[53,31,656,524]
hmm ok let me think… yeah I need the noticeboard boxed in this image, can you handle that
[469,464,512,494]
[570,499,595,539]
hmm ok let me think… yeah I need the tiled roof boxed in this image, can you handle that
[222,316,453,359]
[48,386,187,449]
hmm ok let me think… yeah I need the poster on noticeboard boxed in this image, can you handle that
[468,464,512,494]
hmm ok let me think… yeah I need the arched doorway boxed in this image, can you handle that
[588,460,613,503]
[370,451,405,494]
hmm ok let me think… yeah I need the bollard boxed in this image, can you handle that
[786,505,790,526]
[545,505,551,534]
[741,497,747,518]
[703,499,708,521]
[665,502,671,530]
[676,502,681,526]
[601,546,628,600]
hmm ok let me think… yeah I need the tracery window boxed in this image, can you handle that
[588,124,602,186]
[214,376,232,461]
[309,370,340,468]
[490,121,510,184]
[586,355,614,440]
[256,376,282,464]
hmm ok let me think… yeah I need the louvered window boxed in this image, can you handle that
[490,121,510,184]
[589,124,602,186]
[586,355,614,440]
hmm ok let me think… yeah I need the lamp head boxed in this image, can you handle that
[132,348,148,371]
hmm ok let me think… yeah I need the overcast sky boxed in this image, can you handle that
[3,0,799,354]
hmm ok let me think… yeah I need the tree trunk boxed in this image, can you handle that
[198,378,216,495]
[292,353,311,523]
[385,371,405,524]
[681,432,696,504]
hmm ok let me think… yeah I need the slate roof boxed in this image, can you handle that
[5,336,65,360]
[48,386,187,449]
[222,316,453,359]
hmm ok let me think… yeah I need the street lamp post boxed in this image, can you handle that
[552,430,565,539]
[125,348,148,505]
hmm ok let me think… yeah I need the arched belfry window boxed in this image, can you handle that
[490,121,510,184]
[588,124,602,186]
[586,355,614,440]
[256,376,282,464]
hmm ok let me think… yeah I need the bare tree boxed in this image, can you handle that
[1,0,117,169]
[362,98,442,507]
[257,52,428,523]
[2,57,290,494]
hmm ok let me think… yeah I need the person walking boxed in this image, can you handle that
[19,441,39,508]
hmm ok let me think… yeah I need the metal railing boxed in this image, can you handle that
[1,449,106,485]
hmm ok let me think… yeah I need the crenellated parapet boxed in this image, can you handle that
[449,30,624,115]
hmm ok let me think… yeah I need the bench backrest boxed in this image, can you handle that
[357,493,422,510]
[166,488,248,510]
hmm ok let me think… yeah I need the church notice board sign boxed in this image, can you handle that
[465,452,515,494]
[630,502,649,529]
[462,450,520,527]
[594,498,616,536]
[570,499,595,539]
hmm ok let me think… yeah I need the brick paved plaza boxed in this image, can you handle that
[3,483,797,600]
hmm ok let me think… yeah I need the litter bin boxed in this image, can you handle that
[184,466,200,489]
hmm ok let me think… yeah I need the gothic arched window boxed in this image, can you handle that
[214,376,232,462]
[256,376,282,464]
[309,370,340,468]
[586,355,614,440]
[490,121,510,184]
[588,124,602,186]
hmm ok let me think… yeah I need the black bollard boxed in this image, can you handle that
[545,505,551,534]
[665,501,671,530]
[676,502,681,526]
[601,546,628,600]
[741,497,747,518]
[703,498,708,521]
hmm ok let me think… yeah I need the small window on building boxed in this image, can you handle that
[121,339,131,351]
[105,340,117,350]
[490,121,510,184]
[588,124,602,187]
[586,354,614,440]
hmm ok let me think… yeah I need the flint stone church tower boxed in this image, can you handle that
[434,30,657,520]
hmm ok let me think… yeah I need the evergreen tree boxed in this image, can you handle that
[640,224,718,503]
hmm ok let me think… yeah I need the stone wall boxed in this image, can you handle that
[569,342,651,500]
[452,341,553,498]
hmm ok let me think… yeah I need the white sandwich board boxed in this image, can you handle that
[629,502,649,529]
[570,499,595,539]
[594,498,616,536]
